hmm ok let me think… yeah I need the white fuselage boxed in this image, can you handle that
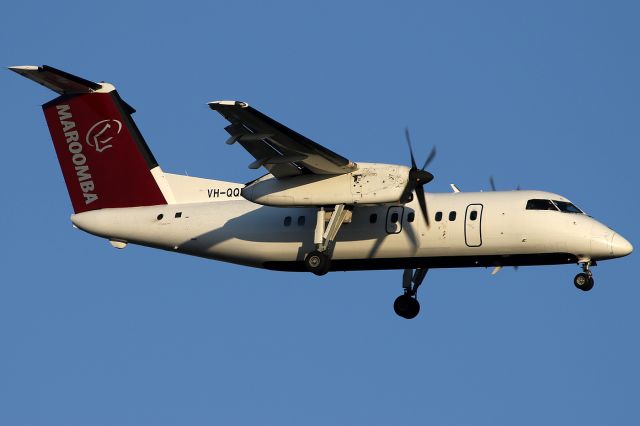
[69,187,631,272]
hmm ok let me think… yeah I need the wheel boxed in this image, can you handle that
[574,273,594,292]
[305,250,330,276]
[584,276,594,291]
[393,294,420,319]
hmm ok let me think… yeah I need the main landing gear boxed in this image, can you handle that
[304,250,331,276]
[394,268,428,319]
[574,260,595,292]
[304,205,349,276]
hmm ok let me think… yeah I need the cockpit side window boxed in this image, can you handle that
[526,199,558,211]
[553,200,584,214]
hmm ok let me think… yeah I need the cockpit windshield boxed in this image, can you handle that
[525,199,584,214]
[552,200,584,214]
[526,199,558,211]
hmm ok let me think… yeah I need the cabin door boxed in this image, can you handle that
[464,204,483,247]
[386,206,404,234]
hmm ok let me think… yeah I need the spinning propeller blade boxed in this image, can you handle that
[490,175,521,191]
[405,127,417,169]
[422,146,437,170]
[402,128,436,228]
[415,186,430,228]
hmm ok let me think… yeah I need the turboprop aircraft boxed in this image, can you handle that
[10,65,633,319]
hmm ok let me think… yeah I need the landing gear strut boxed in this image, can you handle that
[394,268,428,319]
[574,260,595,292]
[304,205,349,276]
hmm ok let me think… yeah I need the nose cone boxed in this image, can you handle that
[611,233,633,258]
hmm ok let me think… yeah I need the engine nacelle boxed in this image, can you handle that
[241,163,410,206]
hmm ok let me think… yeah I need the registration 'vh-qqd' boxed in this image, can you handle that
[10,65,633,319]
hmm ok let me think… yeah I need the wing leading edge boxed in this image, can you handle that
[208,101,356,179]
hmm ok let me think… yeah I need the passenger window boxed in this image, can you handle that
[407,212,415,223]
[435,212,443,222]
[298,216,305,226]
[449,211,457,221]
[526,199,558,211]
[175,212,182,218]
[390,212,399,223]
[284,216,292,226]
[470,210,477,221]
[370,213,378,224]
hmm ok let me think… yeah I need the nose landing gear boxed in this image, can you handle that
[574,260,595,292]
[394,268,428,319]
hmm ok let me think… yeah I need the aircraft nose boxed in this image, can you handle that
[611,233,633,258]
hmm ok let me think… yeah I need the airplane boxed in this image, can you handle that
[9,65,633,319]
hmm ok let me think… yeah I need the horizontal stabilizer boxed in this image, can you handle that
[8,65,103,94]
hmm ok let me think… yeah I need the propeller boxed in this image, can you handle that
[401,128,436,227]
[490,175,521,191]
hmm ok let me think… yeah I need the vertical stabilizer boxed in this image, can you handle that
[10,65,171,213]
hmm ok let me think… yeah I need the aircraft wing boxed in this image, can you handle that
[208,101,356,179]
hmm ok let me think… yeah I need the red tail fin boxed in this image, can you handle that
[11,65,167,213]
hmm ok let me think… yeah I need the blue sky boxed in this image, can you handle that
[1,1,638,424]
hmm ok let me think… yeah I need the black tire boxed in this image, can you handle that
[305,250,330,276]
[584,276,594,291]
[574,273,594,291]
[393,295,420,319]
[319,259,332,275]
